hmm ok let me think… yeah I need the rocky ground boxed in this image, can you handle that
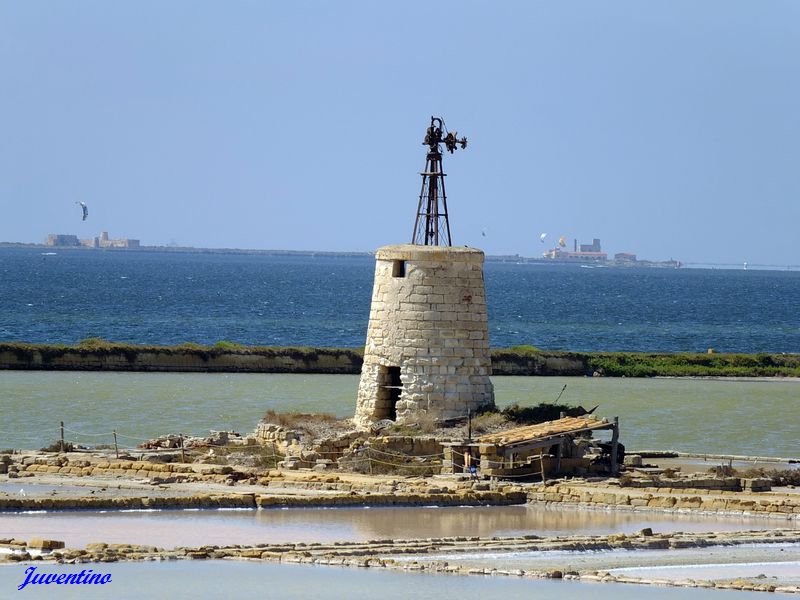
[2,412,799,594]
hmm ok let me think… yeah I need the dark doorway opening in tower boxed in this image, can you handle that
[377,366,402,420]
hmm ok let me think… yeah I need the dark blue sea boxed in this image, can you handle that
[1,247,798,353]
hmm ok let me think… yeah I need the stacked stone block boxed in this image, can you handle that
[355,244,495,427]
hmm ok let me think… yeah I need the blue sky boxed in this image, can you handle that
[1,1,799,264]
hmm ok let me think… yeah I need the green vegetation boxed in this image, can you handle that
[501,402,589,424]
[78,337,114,348]
[584,351,800,378]
[491,346,800,377]
[0,341,798,377]
[473,402,593,427]
[506,344,541,354]
[213,340,246,350]
[175,342,206,351]
[0,341,363,371]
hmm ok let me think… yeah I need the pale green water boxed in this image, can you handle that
[1,372,798,456]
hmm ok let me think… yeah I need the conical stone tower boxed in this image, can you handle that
[354,117,495,428]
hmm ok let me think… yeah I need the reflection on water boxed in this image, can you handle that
[0,505,794,549]
[2,372,798,456]
[0,560,772,600]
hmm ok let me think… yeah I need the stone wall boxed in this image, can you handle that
[3,344,798,377]
[0,346,361,373]
[622,474,745,492]
[528,483,800,516]
[490,351,588,375]
[363,435,442,458]
[0,345,577,375]
[355,245,495,427]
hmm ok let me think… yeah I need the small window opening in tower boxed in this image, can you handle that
[376,366,403,420]
[392,260,406,278]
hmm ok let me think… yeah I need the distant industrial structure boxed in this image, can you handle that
[45,231,140,249]
[541,238,681,268]
[543,237,608,262]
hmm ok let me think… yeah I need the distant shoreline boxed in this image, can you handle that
[654,375,800,382]
[2,241,798,270]
[0,241,373,259]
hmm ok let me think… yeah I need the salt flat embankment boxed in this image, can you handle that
[1,342,798,377]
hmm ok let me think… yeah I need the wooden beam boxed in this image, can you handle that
[490,422,616,450]
[610,416,620,476]
[555,441,562,474]
[539,451,546,484]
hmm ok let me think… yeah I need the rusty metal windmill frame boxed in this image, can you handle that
[412,116,467,246]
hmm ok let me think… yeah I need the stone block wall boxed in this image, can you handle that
[365,435,443,458]
[621,475,743,492]
[528,483,799,516]
[355,245,495,428]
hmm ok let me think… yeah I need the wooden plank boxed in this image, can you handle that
[477,416,610,446]
[496,435,568,456]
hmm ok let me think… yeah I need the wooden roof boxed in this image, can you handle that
[477,416,610,447]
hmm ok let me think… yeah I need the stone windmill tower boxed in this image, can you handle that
[354,117,495,428]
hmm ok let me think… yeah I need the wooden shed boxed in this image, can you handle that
[442,415,620,480]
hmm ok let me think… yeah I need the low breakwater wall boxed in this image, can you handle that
[2,343,798,376]
[0,344,587,375]
[0,345,362,374]
[0,490,525,512]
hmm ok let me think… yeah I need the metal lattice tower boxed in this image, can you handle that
[411,117,467,246]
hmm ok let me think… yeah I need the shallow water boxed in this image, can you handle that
[1,372,798,456]
[610,558,800,585]
[1,505,795,549]
[407,543,800,580]
[0,560,773,600]
[0,483,93,496]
